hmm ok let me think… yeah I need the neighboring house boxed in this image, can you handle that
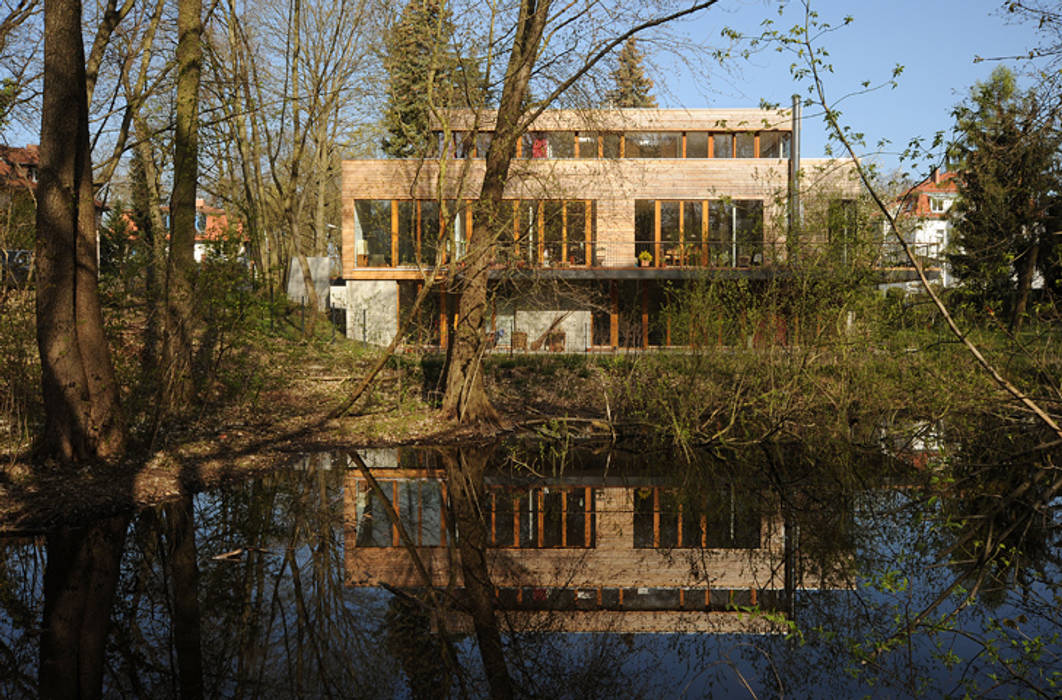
[119,198,245,262]
[190,198,243,262]
[1,144,110,278]
[888,169,958,287]
[340,108,862,350]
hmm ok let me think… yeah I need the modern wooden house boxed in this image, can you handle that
[340,108,861,350]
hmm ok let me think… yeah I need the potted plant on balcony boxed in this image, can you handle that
[638,250,653,267]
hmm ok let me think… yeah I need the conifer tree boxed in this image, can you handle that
[604,37,657,108]
[947,66,1062,330]
[382,0,474,157]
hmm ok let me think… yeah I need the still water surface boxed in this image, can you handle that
[1,442,1059,697]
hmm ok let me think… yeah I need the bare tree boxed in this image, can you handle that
[161,0,204,408]
[35,0,125,461]
[441,0,722,423]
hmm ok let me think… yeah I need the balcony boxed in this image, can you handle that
[351,239,942,276]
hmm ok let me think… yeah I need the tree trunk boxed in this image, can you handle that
[442,0,552,424]
[1011,239,1038,333]
[39,515,128,699]
[162,0,202,409]
[36,0,125,463]
[163,494,204,699]
[443,447,513,700]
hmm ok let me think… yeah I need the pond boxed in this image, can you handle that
[1,438,1060,697]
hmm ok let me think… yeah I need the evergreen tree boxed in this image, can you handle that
[604,37,657,108]
[947,66,1062,330]
[382,0,480,157]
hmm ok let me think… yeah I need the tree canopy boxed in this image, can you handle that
[604,37,657,108]
[381,0,483,157]
[946,66,1062,329]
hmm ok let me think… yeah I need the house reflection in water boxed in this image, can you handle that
[343,448,841,634]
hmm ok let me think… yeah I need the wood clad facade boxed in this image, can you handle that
[339,109,860,349]
[340,108,858,280]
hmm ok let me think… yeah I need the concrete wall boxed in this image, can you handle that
[345,280,397,345]
[513,309,592,351]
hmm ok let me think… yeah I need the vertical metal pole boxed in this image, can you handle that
[788,94,802,261]
[784,514,798,620]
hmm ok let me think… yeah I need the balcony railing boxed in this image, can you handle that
[356,239,942,271]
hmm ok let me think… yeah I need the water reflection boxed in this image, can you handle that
[0,437,1059,697]
[343,448,819,635]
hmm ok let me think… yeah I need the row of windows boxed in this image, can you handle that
[353,198,770,268]
[353,199,598,268]
[352,481,595,549]
[351,480,760,550]
[435,130,792,159]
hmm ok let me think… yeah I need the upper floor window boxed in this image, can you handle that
[431,128,792,159]
[625,132,680,158]
[929,197,947,213]
[759,131,791,158]
[685,132,709,158]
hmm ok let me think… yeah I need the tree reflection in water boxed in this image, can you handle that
[0,431,1059,697]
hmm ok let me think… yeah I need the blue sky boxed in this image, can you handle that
[654,0,1044,176]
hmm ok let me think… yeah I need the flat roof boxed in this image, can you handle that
[436,108,792,132]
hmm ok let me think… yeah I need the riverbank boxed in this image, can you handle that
[2,321,1057,533]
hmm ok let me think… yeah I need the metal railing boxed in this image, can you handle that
[359,238,942,271]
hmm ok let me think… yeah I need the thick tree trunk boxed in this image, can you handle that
[444,447,513,700]
[162,0,202,409]
[442,0,552,424]
[163,494,204,699]
[36,0,124,462]
[39,515,128,699]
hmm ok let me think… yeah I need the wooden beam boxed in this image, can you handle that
[610,281,618,348]
[642,281,649,349]
[585,201,593,267]
[390,200,398,265]
[440,291,448,348]
[654,200,661,268]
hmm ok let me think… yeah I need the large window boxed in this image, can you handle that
[504,200,596,267]
[633,487,760,549]
[485,486,596,548]
[353,479,445,547]
[707,199,764,266]
[354,200,391,267]
[358,199,474,268]
[636,199,758,267]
